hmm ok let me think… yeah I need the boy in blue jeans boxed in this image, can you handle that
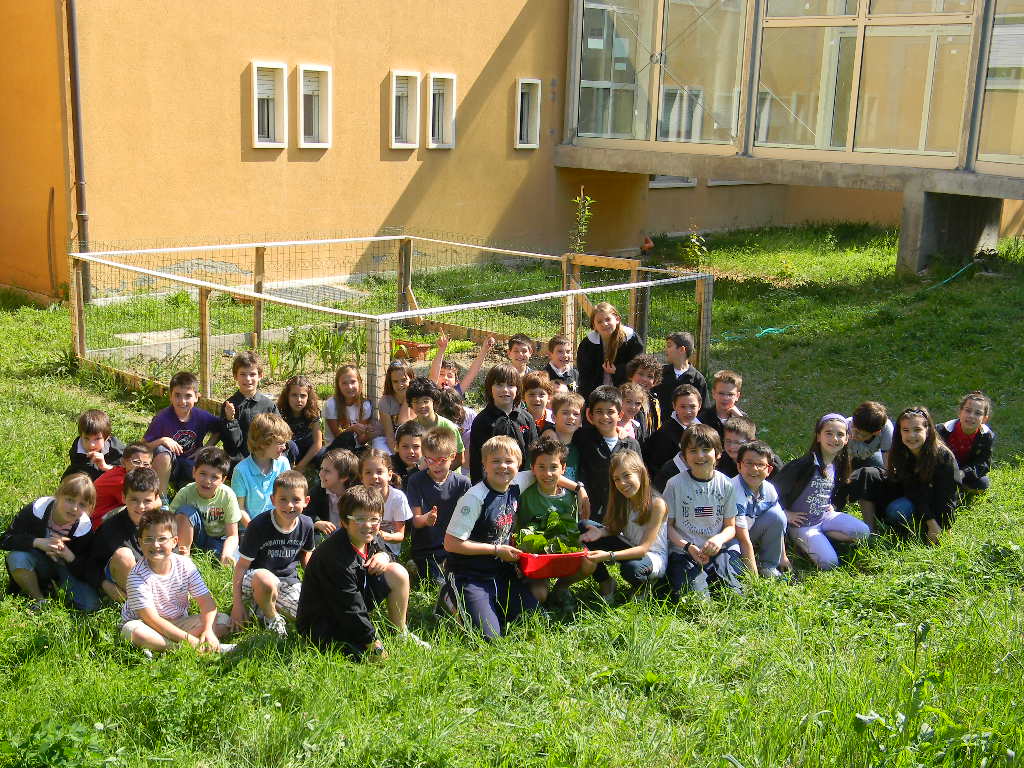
[171,446,241,565]
[731,440,788,579]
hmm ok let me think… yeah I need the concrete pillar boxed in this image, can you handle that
[898,186,1003,273]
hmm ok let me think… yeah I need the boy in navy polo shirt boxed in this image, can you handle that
[444,436,539,639]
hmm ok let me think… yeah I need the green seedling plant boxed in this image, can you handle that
[517,509,581,554]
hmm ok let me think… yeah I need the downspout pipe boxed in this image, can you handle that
[66,0,90,301]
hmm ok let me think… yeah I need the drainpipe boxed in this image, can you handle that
[66,0,90,301]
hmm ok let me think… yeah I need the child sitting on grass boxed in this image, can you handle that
[120,508,232,654]
[230,471,315,637]
[522,370,554,433]
[378,360,415,454]
[731,440,787,579]
[359,449,412,558]
[718,415,757,478]
[231,413,292,527]
[698,370,746,439]
[277,375,323,472]
[406,428,472,585]
[429,330,495,396]
[92,442,153,527]
[663,424,742,598]
[468,364,538,483]
[654,332,707,423]
[644,384,702,477]
[219,351,280,466]
[937,391,995,492]
[542,391,585,482]
[617,382,648,443]
[406,377,465,471]
[391,420,425,487]
[296,485,428,658]
[578,450,668,602]
[323,364,382,453]
[543,333,578,392]
[437,388,475,465]
[63,409,126,482]
[88,467,163,602]
[846,401,894,470]
[444,436,540,639]
[171,446,241,565]
[307,448,358,537]
[625,354,663,438]
[146,371,220,494]
[2,473,100,612]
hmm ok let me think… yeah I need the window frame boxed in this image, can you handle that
[390,70,421,149]
[251,60,287,149]
[426,73,457,149]
[515,78,543,149]
[298,64,332,149]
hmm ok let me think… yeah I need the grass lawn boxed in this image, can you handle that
[1,224,1023,767]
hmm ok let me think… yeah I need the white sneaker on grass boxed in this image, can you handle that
[264,615,288,638]
[217,643,237,654]
[401,629,431,649]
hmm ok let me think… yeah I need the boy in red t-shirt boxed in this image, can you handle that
[91,443,154,527]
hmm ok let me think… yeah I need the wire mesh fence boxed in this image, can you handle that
[70,233,712,405]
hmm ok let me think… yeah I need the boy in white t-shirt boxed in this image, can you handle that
[663,424,742,598]
[121,508,232,653]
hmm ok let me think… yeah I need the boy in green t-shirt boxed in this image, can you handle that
[171,446,241,565]
[406,377,465,470]
[517,437,593,609]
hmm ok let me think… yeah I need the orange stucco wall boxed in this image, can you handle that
[0,1,71,297]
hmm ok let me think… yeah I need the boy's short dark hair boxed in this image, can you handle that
[322,448,359,482]
[528,436,568,467]
[273,469,308,496]
[340,484,384,520]
[588,385,622,412]
[723,415,757,441]
[192,446,230,478]
[422,427,457,456]
[547,334,571,352]
[712,369,743,391]
[551,391,584,416]
[395,420,426,443]
[736,439,774,464]
[959,390,993,418]
[124,467,160,496]
[123,441,154,462]
[625,354,663,385]
[406,376,441,404]
[672,384,702,405]
[231,350,263,376]
[439,359,459,373]
[169,371,199,393]
[484,364,522,407]
[508,333,533,351]
[680,423,722,454]
[522,370,553,395]
[78,409,111,437]
[139,508,177,538]
[852,401,887,433]
[667,332,695,358]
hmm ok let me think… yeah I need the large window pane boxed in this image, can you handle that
[658,0,748,144]
[869,0,973,14]
[756,27,855,148]
[766,0,855,16]
[578,0,655,139]
[978,0,1024,162]
[854,26,969,153]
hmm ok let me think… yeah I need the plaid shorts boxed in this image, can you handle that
[241,569,302,620]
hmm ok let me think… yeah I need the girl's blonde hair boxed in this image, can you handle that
[333,365,369,429]
[604,450,651,535]
[57,473,96,511]
[590,301,625,367]
[277,375,321,423]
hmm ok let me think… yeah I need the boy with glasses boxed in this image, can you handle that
[731,440,788,579]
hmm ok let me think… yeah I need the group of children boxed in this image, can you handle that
[1,300,996,658]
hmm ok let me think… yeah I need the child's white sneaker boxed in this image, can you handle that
[217,643,237,654]
[401,629,431,649]
[265,615,288,638]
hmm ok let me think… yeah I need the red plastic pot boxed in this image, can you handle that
[518,551,587,579]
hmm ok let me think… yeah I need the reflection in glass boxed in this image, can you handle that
[854,26,969,153]
[869,0,972,14]
[578,0,655,139]
[658,0,747,144]
[756,27,855,148]
[766,0,855,16]
[978,0,1024,162]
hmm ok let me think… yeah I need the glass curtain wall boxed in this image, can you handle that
[978,0,1024,162]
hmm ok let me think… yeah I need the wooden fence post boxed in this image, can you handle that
[694,275,714,374]
[252,246,265,348]
[634,285,651,346]
[199,288,212,399]
[397,238,413,312]
[70,257,86,359]
[365,318,391,406]
[628,262,639,326]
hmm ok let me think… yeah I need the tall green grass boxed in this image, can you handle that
[1,224,1022,767]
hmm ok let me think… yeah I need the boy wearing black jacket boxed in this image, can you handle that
[62,409,126,482]
[296,486,427,659]
[643,384,702,475]
[2,473,99,611]
[468,364,538,484]
[572,386,641,524]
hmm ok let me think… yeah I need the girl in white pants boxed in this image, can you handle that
[773,413,870,570]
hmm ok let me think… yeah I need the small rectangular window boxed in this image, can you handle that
[427,73,456,149]
[649,175,698,188]
[251,61,286,148]
[515,78,542,149]
[298,65,331,148]
[390,70,421,149]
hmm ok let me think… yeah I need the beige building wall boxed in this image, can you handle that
[0,1,71,297]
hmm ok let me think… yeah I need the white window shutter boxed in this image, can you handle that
[257,69,276,99]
